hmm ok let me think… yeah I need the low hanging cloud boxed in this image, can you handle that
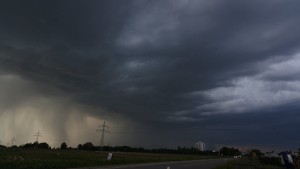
[200,53,300,115]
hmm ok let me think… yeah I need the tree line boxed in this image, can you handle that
[1,141,218,155]
[1,141,268,158]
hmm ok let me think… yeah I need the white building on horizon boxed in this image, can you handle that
[195,141,205,151]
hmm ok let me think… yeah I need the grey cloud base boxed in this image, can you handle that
[0,0,300,150]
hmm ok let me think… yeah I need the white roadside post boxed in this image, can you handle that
[107,153,113,161]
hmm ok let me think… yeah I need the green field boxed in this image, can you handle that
[0,149,217,169]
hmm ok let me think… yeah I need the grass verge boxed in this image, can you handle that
[213,158,283,169]
[0,149,217,169]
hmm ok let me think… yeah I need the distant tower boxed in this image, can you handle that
[11,137,16,147]
[34,131,42,143]
[96,121,110,147]
[195,141,205,151]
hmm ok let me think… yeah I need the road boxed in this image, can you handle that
[70,158,228,169]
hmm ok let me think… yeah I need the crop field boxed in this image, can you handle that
[0,149,216,169]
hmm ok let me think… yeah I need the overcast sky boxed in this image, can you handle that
[1,0,300,151]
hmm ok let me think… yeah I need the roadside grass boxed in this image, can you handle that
[213,158,283,169]
[0,149,217,169]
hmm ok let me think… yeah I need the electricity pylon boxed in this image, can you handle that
[34,131,42,143]
[96,121,110,147]
[11,137,16,147]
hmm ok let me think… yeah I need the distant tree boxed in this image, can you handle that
[37,142,50,149]
[0,144,6,150]
[220,147,241,156]
[19,142,50,149]
[77,144,82,150]
[20,143,35,149]
[81,142,95,151]
[61,142,67,149]
[10,145,18,149]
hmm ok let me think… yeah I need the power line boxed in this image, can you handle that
[96,121,110,147]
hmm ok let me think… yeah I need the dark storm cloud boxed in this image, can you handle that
[1,0,300,149]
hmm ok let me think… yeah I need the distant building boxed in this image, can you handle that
[195,141,205,151]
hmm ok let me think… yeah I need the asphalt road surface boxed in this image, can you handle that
[71,158,228,169]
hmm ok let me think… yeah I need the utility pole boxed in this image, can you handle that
[11,137,16,147]
[96,121,110,147]
[34,131,42,143]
